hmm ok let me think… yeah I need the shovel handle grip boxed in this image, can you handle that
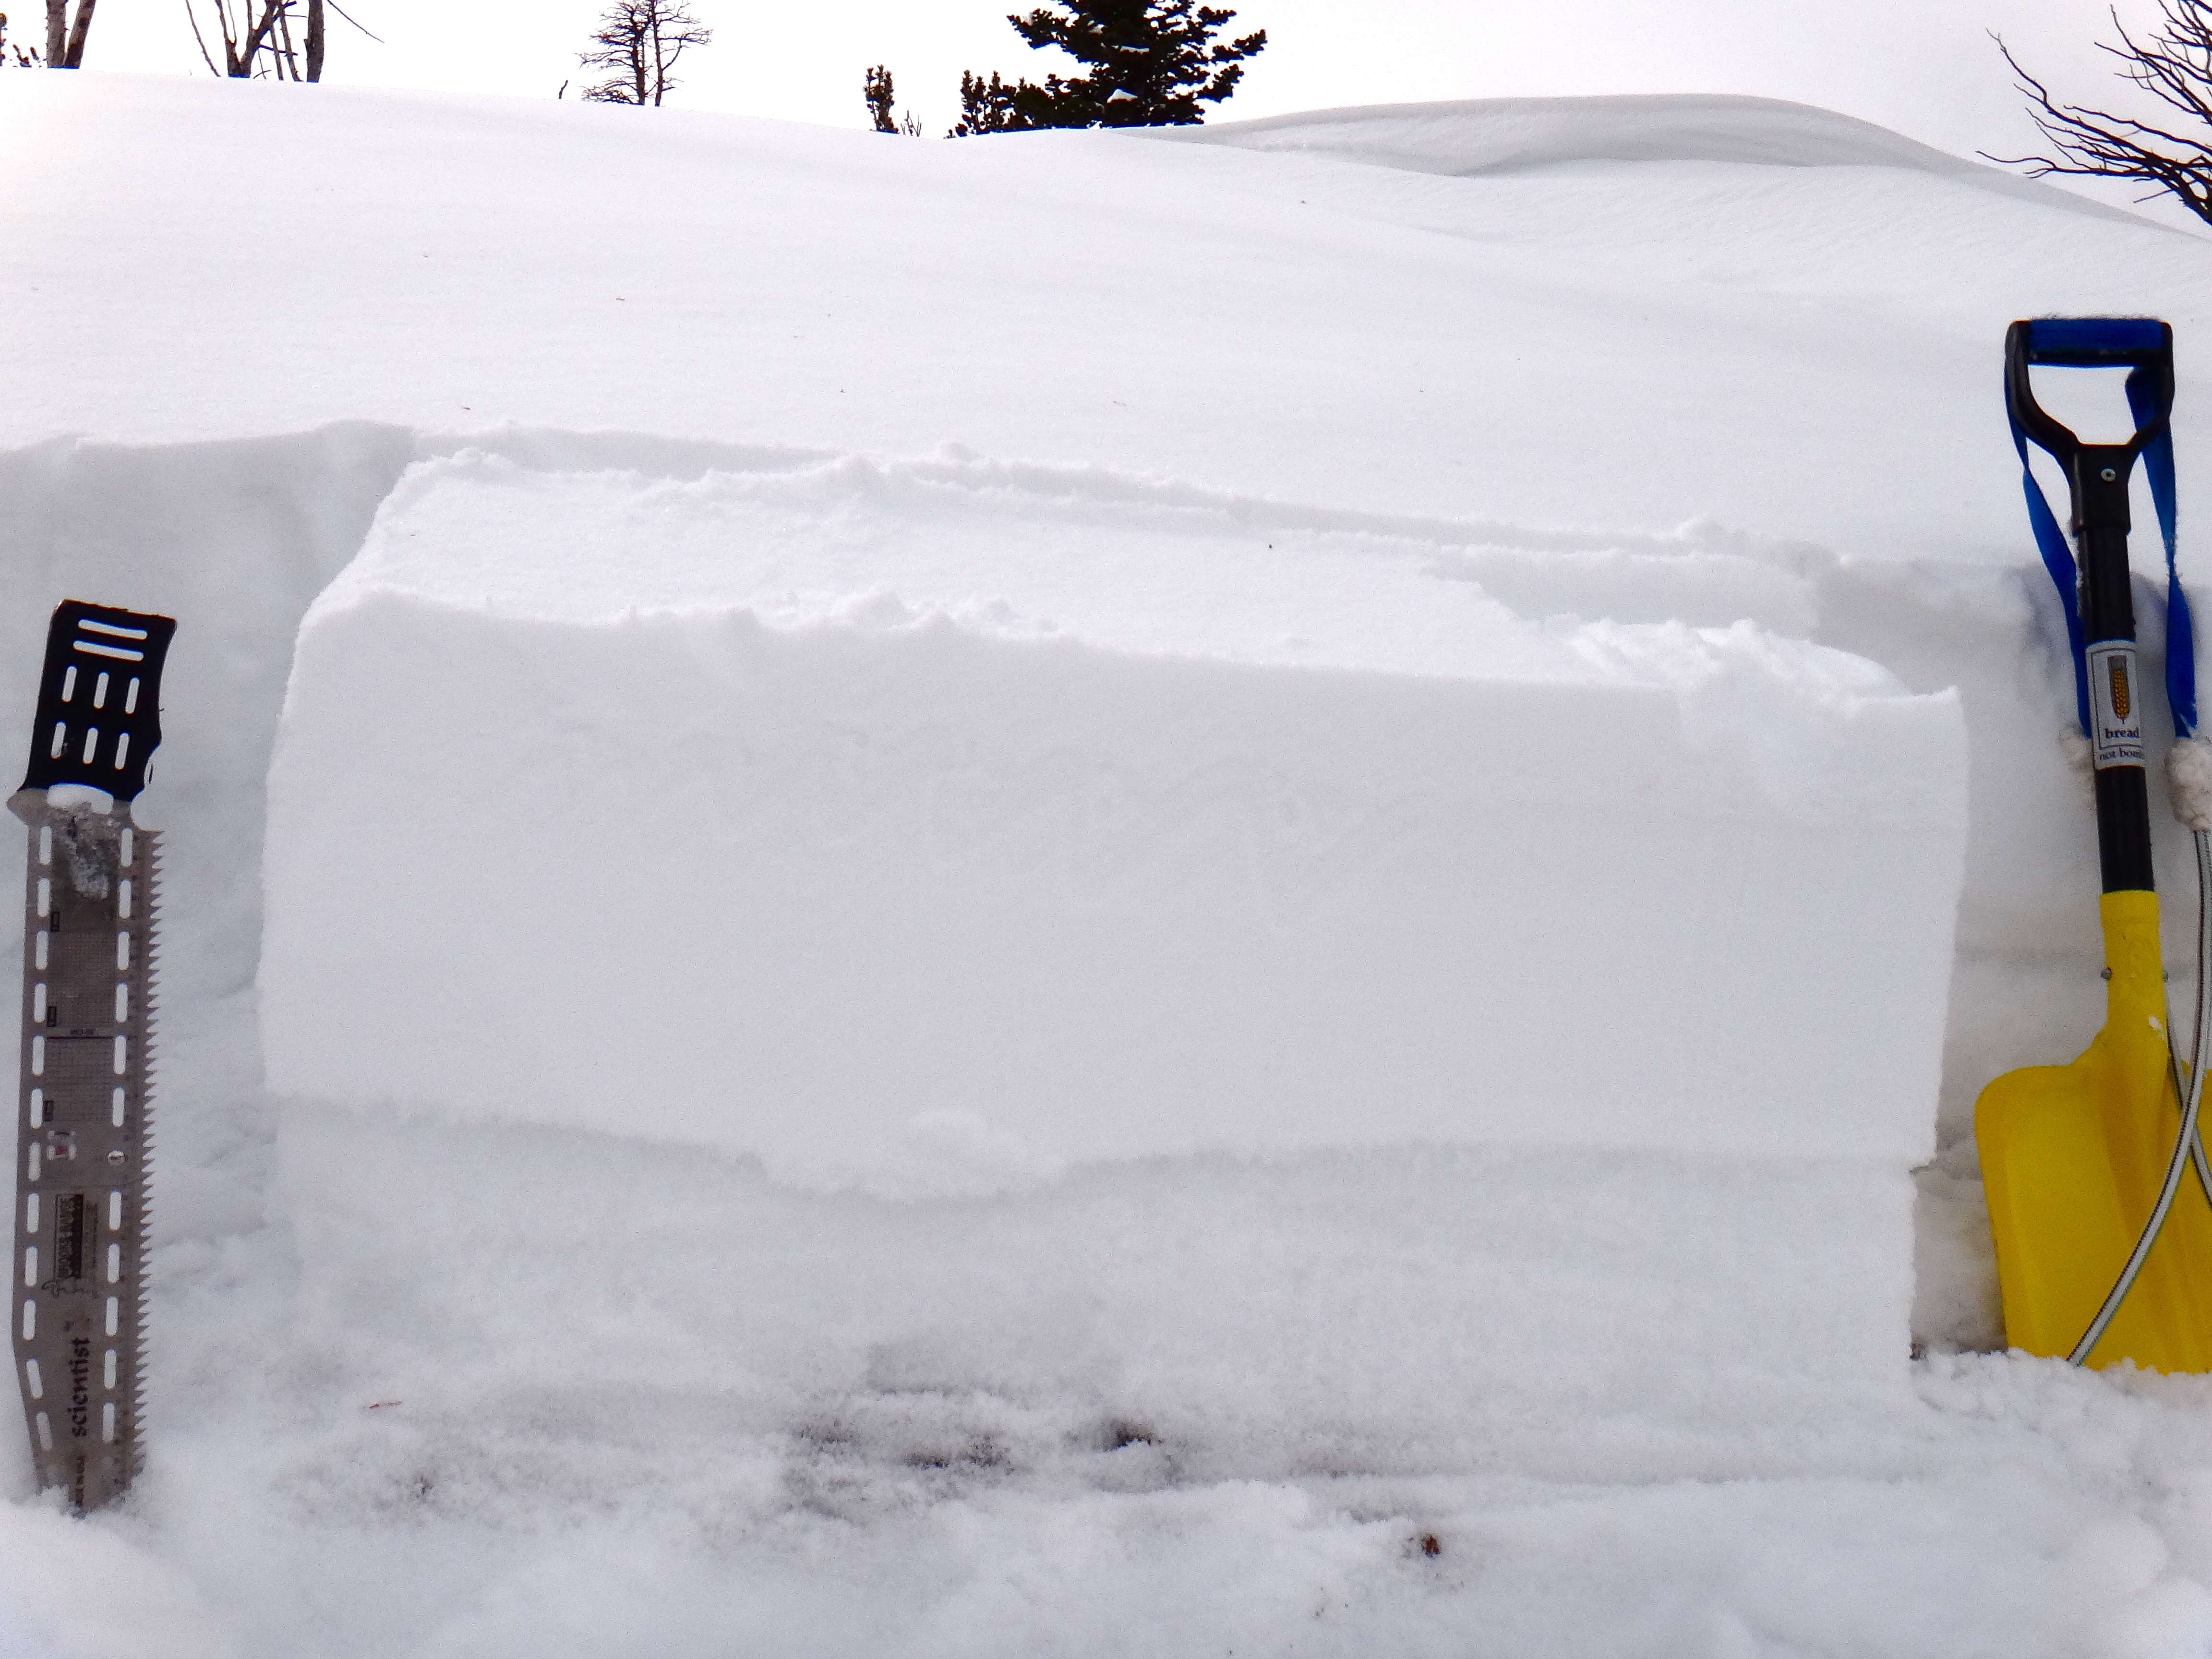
[2006,318,2174,465]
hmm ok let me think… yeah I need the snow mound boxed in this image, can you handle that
[4,75,2196,559]
[1178,93,1985,176]
[1170,93,2149,219]
[261,449,1967,1184]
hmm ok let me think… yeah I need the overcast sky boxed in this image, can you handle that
[27,0,2195,186]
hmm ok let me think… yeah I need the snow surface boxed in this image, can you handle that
[6,74,2212,556]
[6,69,2212,1659]
[1168,91,2156,216]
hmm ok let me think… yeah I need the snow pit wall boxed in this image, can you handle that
[279,1106,1919,1484]
[0,427,417,1007]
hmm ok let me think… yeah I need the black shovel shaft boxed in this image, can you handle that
[2080,469,2156,894]
[2094,764,2156,893]
[2074,457,2155,893]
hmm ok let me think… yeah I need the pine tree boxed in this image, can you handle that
[864,63,922,135]
[865,64,898,132]
[950,0,1265,136]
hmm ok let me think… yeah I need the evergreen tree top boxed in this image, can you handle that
[953,0,1267,136]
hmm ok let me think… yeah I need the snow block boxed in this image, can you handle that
[262,451,1967,1189]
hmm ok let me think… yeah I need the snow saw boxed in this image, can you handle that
[11,601,174,1510]
[1977,318,2212,1370]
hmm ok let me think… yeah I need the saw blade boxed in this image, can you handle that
[13,808,155,1509]
[11,602,175,1513]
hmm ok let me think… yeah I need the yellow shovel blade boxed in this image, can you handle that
[1977,891,2212,1370]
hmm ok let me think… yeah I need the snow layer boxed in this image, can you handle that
[2,69,2212,1659]
[6,73,2212,559]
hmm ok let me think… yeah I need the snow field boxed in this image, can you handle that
[7,70,2212,1657]
[8,73,2212,557]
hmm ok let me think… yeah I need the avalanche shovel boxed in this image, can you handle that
[1977,317,2212,1371]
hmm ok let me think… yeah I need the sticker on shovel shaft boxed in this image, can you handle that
[2087,641,2146,769]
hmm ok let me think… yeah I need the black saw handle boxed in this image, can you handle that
[19,601,177,804]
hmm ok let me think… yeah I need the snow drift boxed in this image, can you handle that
[1174,91,2148,219]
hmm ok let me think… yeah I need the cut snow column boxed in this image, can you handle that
[260,450,1967,1455]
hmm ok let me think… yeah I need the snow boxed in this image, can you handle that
[261,448,1964,1178]
[5,74,2210,556]
[1166,91,2151,210]
[5,67,2212,1658]
[2176,734,2212,831]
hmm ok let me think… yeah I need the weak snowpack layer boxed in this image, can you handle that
[5,72,2212,1659]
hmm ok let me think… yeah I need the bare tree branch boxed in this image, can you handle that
[579,0,710,106]
[182,0,357,80]
[34,0,100,68]
[238,0,284,73]
[1987,5,2212,227]
[59,0,91,65]
[183,0,219,74]
[325,0,376,41]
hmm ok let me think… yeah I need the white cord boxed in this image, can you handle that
[2069,827,2212,1365]
[2178,832,2212,1212]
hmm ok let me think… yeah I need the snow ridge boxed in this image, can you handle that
[1169,92,2165,225]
